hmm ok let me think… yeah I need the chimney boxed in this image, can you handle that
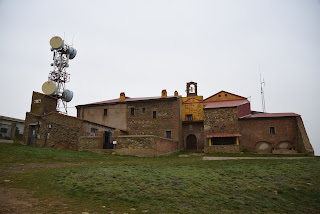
[161,89,167,98]
[174,91,179,96]
[120,92,125,101]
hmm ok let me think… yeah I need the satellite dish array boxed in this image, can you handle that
[42,36,77,114]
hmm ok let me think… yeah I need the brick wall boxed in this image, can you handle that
[239,117,298,152]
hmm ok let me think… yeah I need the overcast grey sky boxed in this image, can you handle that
[0,0,319,155]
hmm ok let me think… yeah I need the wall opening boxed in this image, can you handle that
[186,134,197,150]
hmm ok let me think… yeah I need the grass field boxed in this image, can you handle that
[0,142,319,214]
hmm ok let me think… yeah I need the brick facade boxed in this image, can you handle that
[239,117,298,152]
[182,122,204,150]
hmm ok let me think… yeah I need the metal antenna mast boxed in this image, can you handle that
[260,72,266,113]
[42,36,77,114]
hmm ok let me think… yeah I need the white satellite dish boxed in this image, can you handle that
[50,36,64,49]
[42,81,57,95]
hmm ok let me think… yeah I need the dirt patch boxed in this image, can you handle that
[0,162,84,175]
[0,186,39,214]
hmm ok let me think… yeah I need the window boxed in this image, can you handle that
[91,128,98,136]
[166,131,172,139]
[142,108,146,113]
[0,128,7,133]
[189,125,193,130]
[218,94,221,97]
[186,114,193,121]
[104,109,108,116]
[153,111,157,118]
[225,94,228,96]
[269,127,276,134]
[131,108,135,116]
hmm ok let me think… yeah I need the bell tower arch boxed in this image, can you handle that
[186,82,197,97]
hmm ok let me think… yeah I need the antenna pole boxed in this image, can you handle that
[260,72,266,113]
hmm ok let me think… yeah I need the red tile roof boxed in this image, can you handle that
[204,100,249,109]
[242,113,300,118]
[206,133,241,138]
[78,96,178,106]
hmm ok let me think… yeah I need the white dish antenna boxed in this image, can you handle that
[42,81,57,95]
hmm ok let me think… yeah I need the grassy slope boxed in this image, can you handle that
[1,143,320,214]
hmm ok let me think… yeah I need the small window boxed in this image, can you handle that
[153,111,157,118]
[142,108,146,113]
[0,128,7,133]
[218,94,221,97]
[91,128,98,136]
[104,109,108,116]
[189,125,193,130]
[166,131,172,139]
[131,108,135,116]
[269,127,276,134]
[186,114,193,121]
[225,94,228,96]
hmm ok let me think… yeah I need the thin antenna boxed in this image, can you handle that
[260,71,266,113]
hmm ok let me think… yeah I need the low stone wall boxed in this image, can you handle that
[79,136,102,151]
[116,135,178,157]
[205,144,240,153]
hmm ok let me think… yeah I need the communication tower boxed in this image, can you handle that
[42,36,77,114]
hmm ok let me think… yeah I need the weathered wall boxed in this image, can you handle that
[182,122,204,150]
[181,96,204,121]
[296,116,314,155]
[154,137,178,156]
[23,112,115,151]
[77,103,127,130]
[30,92,57,116]
[116,135,178,157]
[79,136,102,150]
[205,145,240,153]
[126,98,182,148]
[116,135,155,157]
[239,117,298,153]
[23,113,81,150]
[204,107,239,136]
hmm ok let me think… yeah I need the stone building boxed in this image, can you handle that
[76,82,313,156]
[24,82,314,156]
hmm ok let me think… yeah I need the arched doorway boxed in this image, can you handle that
[186,134,197,150]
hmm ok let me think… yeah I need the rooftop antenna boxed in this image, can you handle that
[260,69,266,113]
[41,35,77,114]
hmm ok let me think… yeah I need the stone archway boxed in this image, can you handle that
[186,134,197,150]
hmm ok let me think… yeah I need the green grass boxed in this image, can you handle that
[1,143,319,214]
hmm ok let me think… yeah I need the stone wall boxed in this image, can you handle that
[205,145,240,153]
[23,112,115,151]
[239,117,299,153]
[182,122,204,150]
[116,135,178,157]
[126,98,182,149]
[79,136,102,150]
[204,107,239,135]
[23,113,81,150]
